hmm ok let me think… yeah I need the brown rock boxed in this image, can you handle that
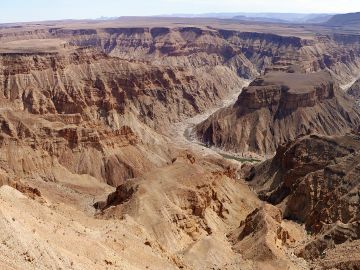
[249,133,360,260]
[195,71,360,155]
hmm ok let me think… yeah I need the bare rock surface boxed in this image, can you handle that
[0,17,360,270]
[247,132,360,267]
[195,71,360,156]
[347,77,360,104]
[96,151,302,269]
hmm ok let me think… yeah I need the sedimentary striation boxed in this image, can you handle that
[1,17,360,269]
[347,77,360,103]
[246,131,360,268]
[195,71,360,155]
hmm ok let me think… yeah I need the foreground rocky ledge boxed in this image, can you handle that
[246,130,360,268]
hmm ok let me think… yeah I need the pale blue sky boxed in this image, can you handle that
[1,0,360,23]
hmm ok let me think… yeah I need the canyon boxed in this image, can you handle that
[0,15,359,270]
[348,77,360,103]
[195,71,360,155]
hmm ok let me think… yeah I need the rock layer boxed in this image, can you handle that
[247,132,360,265]
[0,44,249,187]
[1,18,360,270]
[347,77,360,103]
[96,151,263,269]
[195,71,360,155]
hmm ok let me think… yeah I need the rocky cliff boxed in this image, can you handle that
[246,132,360,267]
[0,44,250,187]
[347,77,360,103]
[51,26,360,83]
[95,151,285,269]
[195,71,360,155]
[3,24,360,81]
[0,47,245,129]
[1,19,360,270]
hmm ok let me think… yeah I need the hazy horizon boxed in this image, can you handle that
[0,0,360,23]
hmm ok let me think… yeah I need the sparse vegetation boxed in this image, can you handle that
[220,153,260,163]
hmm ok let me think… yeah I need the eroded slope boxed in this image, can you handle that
[246,131,360,268]
[195,71,360,156]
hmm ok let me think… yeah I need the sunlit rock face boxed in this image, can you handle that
[195,71,360,155]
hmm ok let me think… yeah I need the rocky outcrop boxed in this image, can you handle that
[347,78,360,103]
[95,151,261,268]
[227,204,303,269]
[0,108,157,187]
[195,71,360,155]
[247,132,360,262]
[2,19,360,270]
[0,47,245,130]
[0,177,42,201]
[3,22,360,82]
[230,204,293,252]
[50,25,360,84]
[0,44,248,187]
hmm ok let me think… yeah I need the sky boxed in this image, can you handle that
[1,0,360,23]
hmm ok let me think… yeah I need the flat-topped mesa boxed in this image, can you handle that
[0,47,107,74]
[52,26,325,76]
[2,25,360,83]
[195,71,360,156]
[0,45,246,129]
[236,71,335,114]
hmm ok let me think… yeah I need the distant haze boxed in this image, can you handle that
[1,0,360,23]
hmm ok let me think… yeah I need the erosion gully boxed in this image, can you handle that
[170,71,360,164]
[169,79,261,163]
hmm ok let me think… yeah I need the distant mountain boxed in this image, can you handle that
[162,12,335,24]
[96,16,119,20]
[232,15,289,23]
[325,12,360,26]
[301,14,333,23]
